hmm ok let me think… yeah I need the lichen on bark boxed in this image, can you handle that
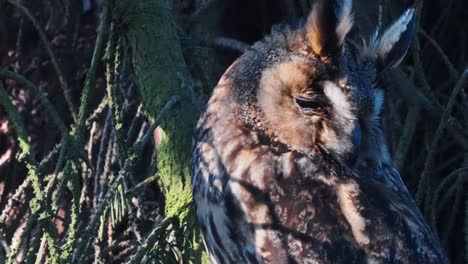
[114,0,203,261]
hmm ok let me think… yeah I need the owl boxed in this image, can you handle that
[191,0,449,263]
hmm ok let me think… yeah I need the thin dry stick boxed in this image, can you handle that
[38,142,61,169]
[94,110,112,208]
[419,29,459,80]
[44,139,68,202]
[126,217,173,264]
[409,1,453,124]
[7,0,76,119]
[24,229,42,263]
[0,177,31,258]
[441,177,466,247]
[141,96,180,147]
[391,69,468,148]
[429,168,468,233]
[6,213,39,264]
[14,16,24,71]
[191,0,220,18]
[125,175,159,195]
[416,69,468,206]
[0,177,31,225]
[0,70,69,139]
[395,106,420,170]
[74,1,110,144]
[73,95,180,262]
[126,104,144,141]
[178,72,201,112]
[85,97,109,127]
[428,0,455,38]
[74,161,131,263]
[34,235,47,264]
[0,233,10,258]
[211,37,249,53]
[0,83,46,211]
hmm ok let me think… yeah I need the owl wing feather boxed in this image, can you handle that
[192,117,448,263]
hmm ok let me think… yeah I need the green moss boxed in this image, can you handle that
[115,0,203,260]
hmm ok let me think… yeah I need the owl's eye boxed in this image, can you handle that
[293,95,322,114]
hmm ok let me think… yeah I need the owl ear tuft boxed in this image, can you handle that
[364,8,416,69]
[306,0,353,58]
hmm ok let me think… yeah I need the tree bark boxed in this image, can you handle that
[114,0,203,261]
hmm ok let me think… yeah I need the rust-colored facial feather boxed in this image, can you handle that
[256,56,357,158]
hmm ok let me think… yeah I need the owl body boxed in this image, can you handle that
[191,1,448,263]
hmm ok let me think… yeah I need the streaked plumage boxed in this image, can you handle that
[191,0,448,263]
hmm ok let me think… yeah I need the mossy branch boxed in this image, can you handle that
[74,0,110,145]
[115,0,203,260]
[0,83,60,262]
[0,70,69,139]
[126,217,174,264]
[73,125,155,262]
[6,213,38,264]
[105,21,128,165]
[0,83,42,203]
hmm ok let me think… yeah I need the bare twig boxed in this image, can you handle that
[0,177,31,227]
[74,161,131,263]
[7,0,76,119]
[34,235,47,264]
[191,0,220,18]
[73,92,179,262]
[178,72,201,112]
[419,29,459,80]
[441,177,465,247]
[394,106,420,169]
[38,142,62,169]
[14,17,24,72]
[94,110,113,208]
[74,1,110,144]
[85,97,109,127]
[390,69,468,148]
[126,217,173,264]
[141,96,180,147]
[6,213,38,264]
[416,69,468,206]
[0,70,69,139]
[106,24,127,164]
[429,168,468,234]
[0,83,44,208]
[211,36,249,53]
[125,175,159,196]
[126,104,144,141]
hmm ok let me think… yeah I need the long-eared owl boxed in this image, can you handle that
[191,0,449,263]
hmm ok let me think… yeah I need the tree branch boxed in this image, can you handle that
[7,0,76,119]
[416,69,468,206]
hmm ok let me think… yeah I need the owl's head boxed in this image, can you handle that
[215,0,415,163]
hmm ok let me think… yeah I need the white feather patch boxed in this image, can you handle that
[376,9,414,56]
[323,81,355,125]
[323,81,356,155]
[337,182,370,246]
[361,9,415,60]
[336,0,354,45]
